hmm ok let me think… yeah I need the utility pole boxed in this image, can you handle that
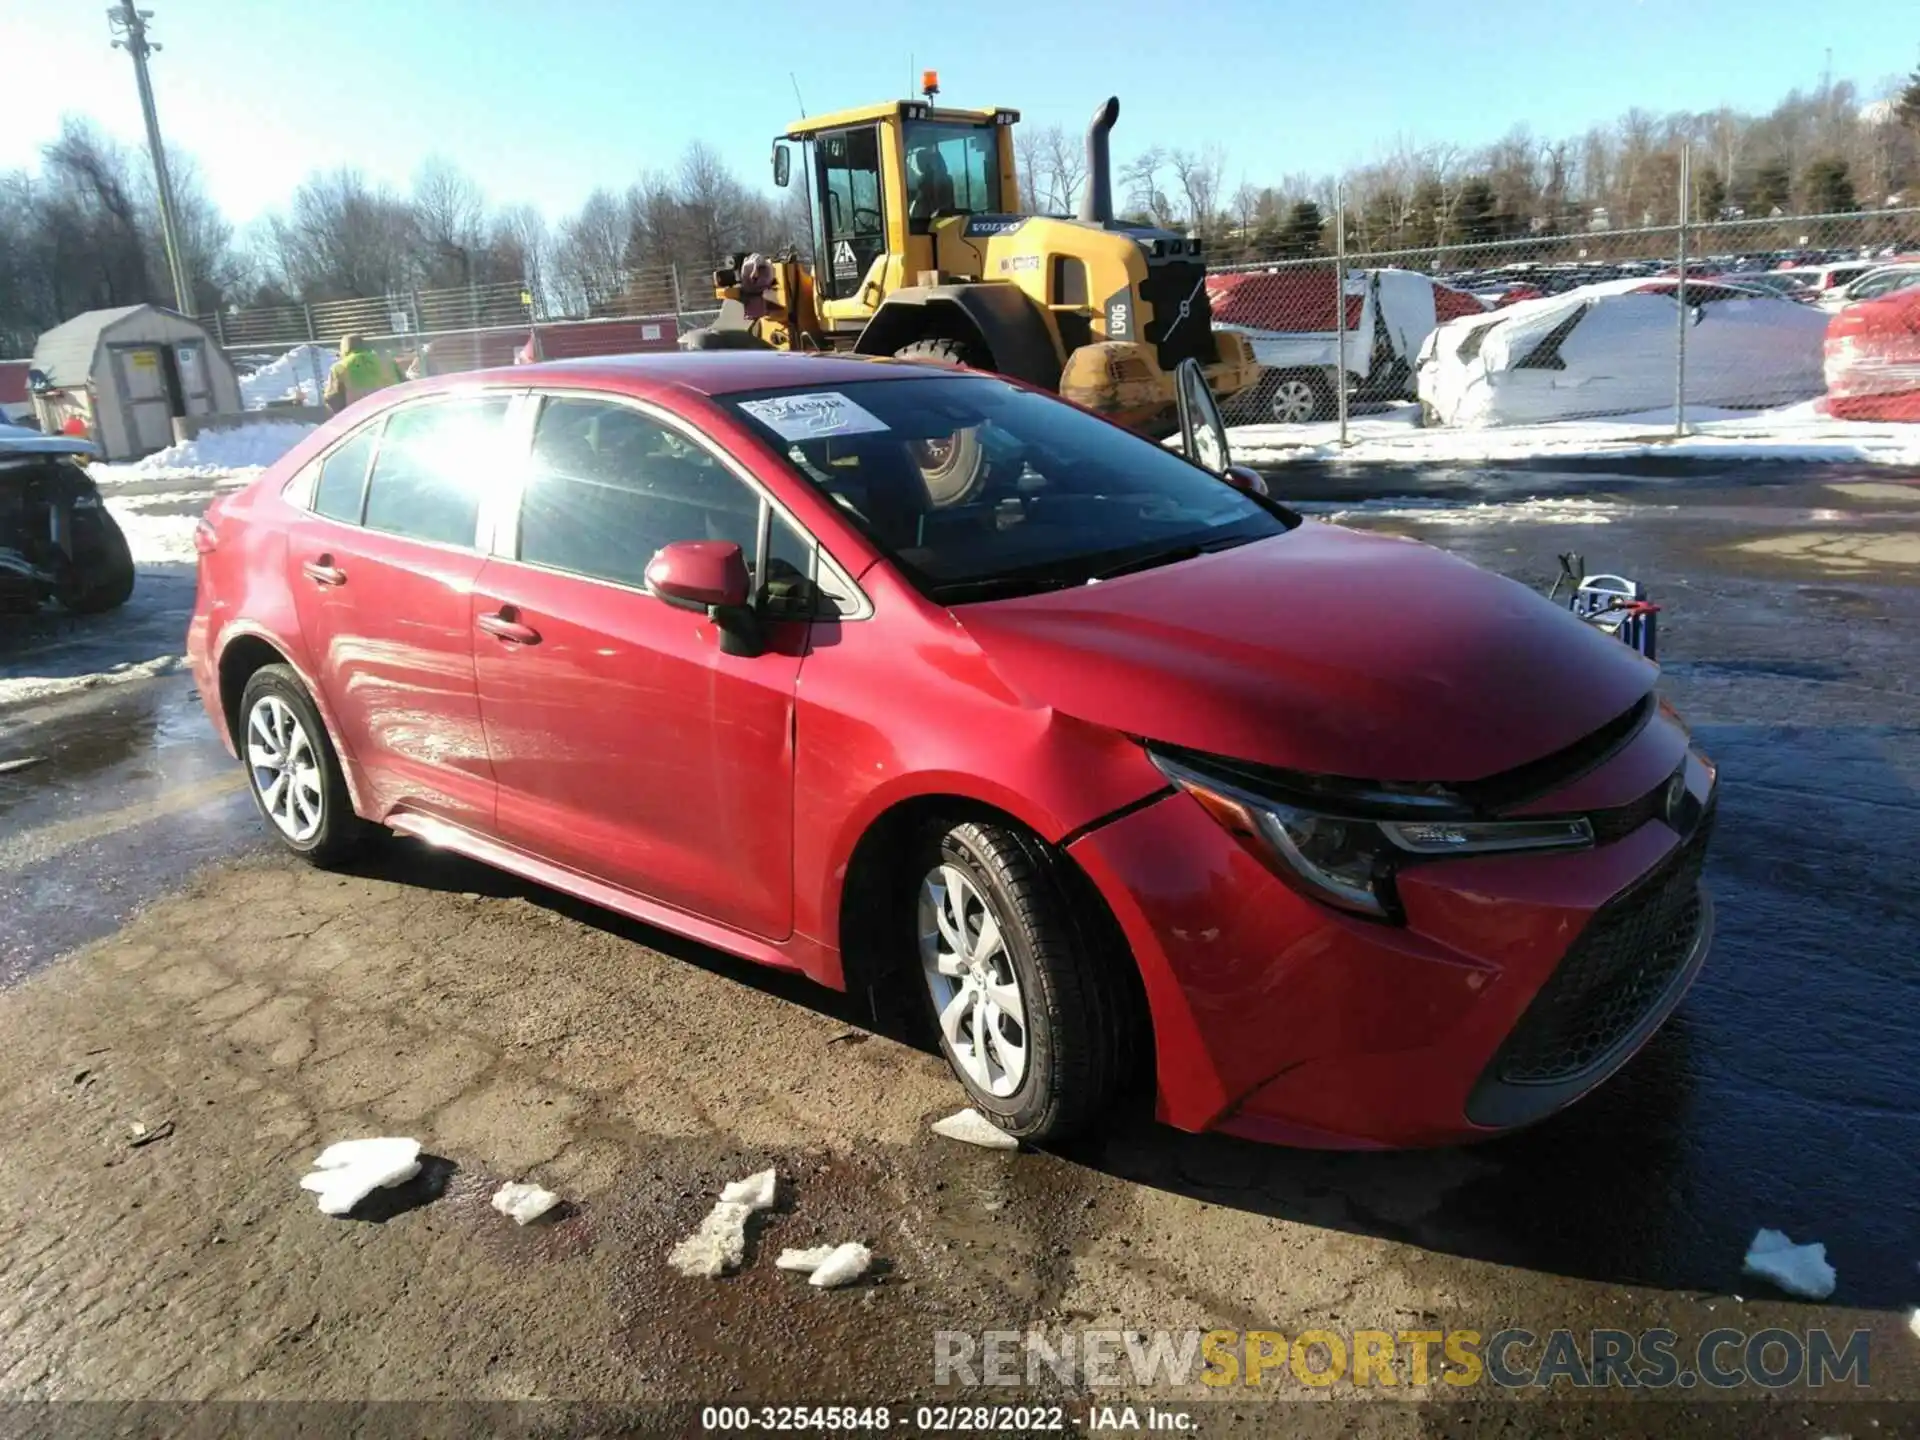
[107,2,194,316]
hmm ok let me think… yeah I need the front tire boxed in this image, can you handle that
[893,338,994,506]
[238,665,368,866]
[1266,368,1336,424]
[912,819,1139,1142]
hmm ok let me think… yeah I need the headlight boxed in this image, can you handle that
[1148,750,1594,921]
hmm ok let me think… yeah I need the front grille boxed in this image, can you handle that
[1140,258,1216,371]
[1490,809,1714,1086]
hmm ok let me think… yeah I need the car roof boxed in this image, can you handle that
[437,350,955,399]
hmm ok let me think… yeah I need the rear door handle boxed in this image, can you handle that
[302,555,346,586]
[477,610,541,645]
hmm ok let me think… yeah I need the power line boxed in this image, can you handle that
[106,2,193,316]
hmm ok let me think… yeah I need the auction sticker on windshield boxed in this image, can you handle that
[738,392,891,441]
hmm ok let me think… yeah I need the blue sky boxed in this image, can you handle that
[1,0,1912,226]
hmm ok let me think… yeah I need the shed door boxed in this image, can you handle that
[111,345,177,456]
[174,339,215,416]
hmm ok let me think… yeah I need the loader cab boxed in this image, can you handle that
[775,99,1020,326]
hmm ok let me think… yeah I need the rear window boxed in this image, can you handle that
[311,429,376,523]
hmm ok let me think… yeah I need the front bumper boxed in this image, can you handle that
[1057,333,1261,436]
[1066,713,1717,1148]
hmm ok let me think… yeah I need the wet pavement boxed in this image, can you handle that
[0,462,1916,1425]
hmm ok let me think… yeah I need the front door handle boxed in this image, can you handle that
[302,555,346,586]
[477,609,541,645]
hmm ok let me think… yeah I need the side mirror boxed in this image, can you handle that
[646,540,750,611]
[645,541,764,656]
[1222,464,1269,497]
[773,142,791,189]
[1173,357,1231,476]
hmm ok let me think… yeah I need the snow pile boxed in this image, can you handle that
[1742,1228,1837,1300]
[300,1137,422,1217]
[108,421,315,481]
[491,1181,561,1225]
[1302,496,1637,528]
[240,345,336,410]
[931,1108,1019,1150]
[0,654,186,712]
[1226,401,1920,469]
[778,1241,873,1289]
[667,1168,779,1278]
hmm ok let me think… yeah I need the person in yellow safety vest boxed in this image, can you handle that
[322,334,404,414]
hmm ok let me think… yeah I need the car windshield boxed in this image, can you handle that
[722,374,1292,603]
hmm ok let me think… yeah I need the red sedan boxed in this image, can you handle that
[187,352,1717,1148]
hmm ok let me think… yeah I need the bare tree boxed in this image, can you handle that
[1014,125,1045,212]
[1118,147,1173,225]
[552,187,631,314]
[1041,123,1086,214]
[410,158,489,288]
[1169,146,1226,234]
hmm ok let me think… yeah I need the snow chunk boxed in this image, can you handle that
[668,1200,756,1278]
[808,1242,873,1289]
[667,1168,780,1278]
[1910,1309,1920,1340]
[776,1245,838,1273]
[300,1137,422,1217]
[1742,1228,1837,1300]
[721,1167,778,1211]
[491,1181,561,1225]
[932,1108,1019,1150]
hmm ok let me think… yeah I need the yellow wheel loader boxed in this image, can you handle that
[689,78,1258,438]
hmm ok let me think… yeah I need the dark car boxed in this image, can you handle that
[0,425,135,614]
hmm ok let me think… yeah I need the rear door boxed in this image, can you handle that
[284,394,514,829]
[470,392,826,940]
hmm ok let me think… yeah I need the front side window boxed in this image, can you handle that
[723,376,1292,604]
[902,120,1000,231]
[520,396,797,599]
[361,396,510,547]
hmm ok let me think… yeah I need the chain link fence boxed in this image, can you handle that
[206,198,1920,431]
[1208,200,1920,435]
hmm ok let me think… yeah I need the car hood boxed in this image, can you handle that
[953,522,1656,783]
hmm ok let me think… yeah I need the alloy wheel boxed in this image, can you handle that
[918,863,1029,1097]
[1270,377,1321,424]
[246,694,324,843]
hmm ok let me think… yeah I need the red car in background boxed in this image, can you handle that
[187,352,1717,1148]
[1824,287,1920,422]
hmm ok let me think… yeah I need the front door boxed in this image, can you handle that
[470,394,810,941]
[814,125,888,314]
[285,395,512,829]
[111,345,176,455]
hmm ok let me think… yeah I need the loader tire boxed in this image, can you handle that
[894,338,994,507]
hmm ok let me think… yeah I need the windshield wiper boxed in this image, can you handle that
[928,573,1087,603]
[1086,534,1257,583]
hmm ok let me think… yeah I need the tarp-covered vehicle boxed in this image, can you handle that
[1207,268,1488,423]
[0,424,135,614]
[1416,279,1830,427]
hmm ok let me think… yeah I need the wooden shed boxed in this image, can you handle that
[29,306,242,460]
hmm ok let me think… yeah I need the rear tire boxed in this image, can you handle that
[60,514,135,614]
[237,664,369,867]
[910,819,1140,1143]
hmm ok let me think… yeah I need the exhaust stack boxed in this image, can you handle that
[1078,96,1120,226]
